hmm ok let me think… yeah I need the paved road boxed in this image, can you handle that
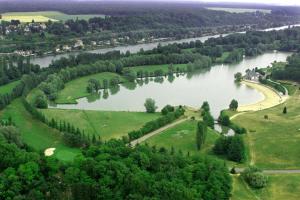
[130,118,188,147]
[235,168,300,174]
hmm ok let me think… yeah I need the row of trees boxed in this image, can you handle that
[127,106,185,142]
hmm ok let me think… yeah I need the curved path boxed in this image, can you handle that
[130,117,188,147]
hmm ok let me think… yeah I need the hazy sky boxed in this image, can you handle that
[199,0,299,6]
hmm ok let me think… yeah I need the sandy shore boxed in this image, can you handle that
[237,80,288,112]
[44,148,56,156]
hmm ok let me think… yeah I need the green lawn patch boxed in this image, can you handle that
[41,108,160,140]
[0,80,20,95]
[0,99,79,161]
[232,174,300,200]
[144,120,219,155]
[56,72,125,104]
[216,52,230,63]
[232,90,300,169]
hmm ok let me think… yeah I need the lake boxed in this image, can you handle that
[50,51,291,117]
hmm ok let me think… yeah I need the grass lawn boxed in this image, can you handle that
[56,72,126,104]
[232,174,300,200]
[1,11,105,22]
[0,80,20,95]
[144,120,219,155]
[0,99,80,161]
[41,108,160,140]
[232,88,300,169]
[127,64,187,74]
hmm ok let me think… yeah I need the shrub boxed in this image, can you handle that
[241,166,268,188]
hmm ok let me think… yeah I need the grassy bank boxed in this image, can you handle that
[232,87,300,169]
[56,72,125,104]
[42,108,160,140]
[144,120,219,155]
[0,99,79,161]
[232,174,300,200]
[0,80,20,95]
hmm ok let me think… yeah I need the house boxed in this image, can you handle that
[244,69,260,82]
[74,40,84,48]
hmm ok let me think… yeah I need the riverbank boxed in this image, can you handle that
[237,80,288,112]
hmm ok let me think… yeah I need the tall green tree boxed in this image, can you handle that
[196,121,207,150]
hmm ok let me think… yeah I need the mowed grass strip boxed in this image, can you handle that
[56,72,125,104]
[232,174,300,200]
[41,108,160,140]
[0,80,20,95]
[144,120,219,155]
[0,99,79,161]
[232,88,300,169]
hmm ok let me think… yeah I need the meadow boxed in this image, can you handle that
[0,11,105,23]
[144,120,219,155]
[232,87,300,169]
[127,63,187,74]
[0,80,20,95]
[232,174,300,200]
[42,108,160,140]
[0,99,80,161]
[56,72,125,104]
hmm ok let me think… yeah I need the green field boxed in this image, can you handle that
[0,99,79,161]
[42,108,160,140]
[0,80,20,95]
[206,7,271,13]
[232,174,300,200]
[127,63,187,74]
[232,88,300,169]
[144,120,219,155]
[1,11,105,23]
[56,72,125,104]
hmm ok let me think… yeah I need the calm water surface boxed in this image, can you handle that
[51,51,291,117]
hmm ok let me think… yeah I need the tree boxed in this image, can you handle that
[234,72,242,82]
[283,106,287,114]
[34,91,48,109]
[201,101,210,112]
[241,166,268,188]
[144,98,157,113]
[161,105,174,115]
[196,121,207,150]
[229,99,238,111]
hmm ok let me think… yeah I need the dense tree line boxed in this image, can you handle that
[0,130,232,200]
[272,53,300,82]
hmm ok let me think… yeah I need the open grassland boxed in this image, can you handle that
[144,120,219,155]
[127,63,187,74]
[0,99,79,161]
[41,108,160,140]
[232,174,300,200]
[206,7,271,13]
[1,11,105,22]
[56,72,125,104]
[0,80,20,95]
[232,87,300,169]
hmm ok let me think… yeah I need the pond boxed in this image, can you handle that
[50,51,291,117]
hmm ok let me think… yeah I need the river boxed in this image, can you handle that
[50,51,291,117]
[31,24,300,68]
